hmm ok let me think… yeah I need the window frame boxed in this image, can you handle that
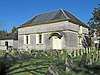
[36,34,43,45]
[24,35,30,45]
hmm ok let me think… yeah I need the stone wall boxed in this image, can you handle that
[18,21,89,50]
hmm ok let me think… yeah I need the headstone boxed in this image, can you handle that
[91,54,94,64]
[87,59,90,65]
[18,52,23,60]
[98,51,100,58]
[53,50,59,60]
[89,59,92,65]
[47,66,59,75]
[15,51,19,58]
[2,50,5,55]
[31,50,36,58]
[37,50,42,58]
[65,55,73,71]
[11,49,14,53]
[79,53,87,67]
[61,50,63,55]
[96,51,98,61]
[44,50,48,56]
[4,53,14,61]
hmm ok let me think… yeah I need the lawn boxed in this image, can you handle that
[0,50,100,75]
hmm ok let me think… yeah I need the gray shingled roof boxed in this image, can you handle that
[2,32,18,40]
[18,9,90,29]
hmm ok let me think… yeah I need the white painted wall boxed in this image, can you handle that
[0,40,13,46]
[0,45,7,50]
[0,39,18,49]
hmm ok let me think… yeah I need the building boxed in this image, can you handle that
[0,32,18,50]
[91,30,100,49]
[18,9,90,51]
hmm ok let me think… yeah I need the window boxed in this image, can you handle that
[26,35,28,44]
[36,34,43,44]
[39,34,42,43]
[24,35,30,44]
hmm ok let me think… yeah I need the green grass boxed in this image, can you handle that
[0,50,100,75]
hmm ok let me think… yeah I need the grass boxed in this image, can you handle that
[0,50,100,75]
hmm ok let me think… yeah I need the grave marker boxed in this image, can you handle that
[79,53,87,67]
[65,55,73,72]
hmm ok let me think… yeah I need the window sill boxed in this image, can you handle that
[36,44,43,45]
[24,44,30,46]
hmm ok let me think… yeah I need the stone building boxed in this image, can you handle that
[0,32,18,50]
[18,9,90,51]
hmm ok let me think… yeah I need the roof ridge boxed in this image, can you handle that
[60,9,69,19]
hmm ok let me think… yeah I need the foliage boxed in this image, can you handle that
[12,26,17,33]
[88,4,100,30]
[0,30,8,39]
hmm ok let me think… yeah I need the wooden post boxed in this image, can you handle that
[74,50,76,57]
[81,49,83,55]
[77,49,80,56]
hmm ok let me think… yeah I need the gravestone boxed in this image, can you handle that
[65,55,73,72]
[79,53,87,67]
[11,49,14,53]
[44,50,48,56]
[47,66,59,75]
[91,54,94,64]
[60,50,64,60]
[4,53,14,62]
[2,50,5,55]
[37,50,42,58]
[96,51,98,61]
[61,50,63,55]
[53,50,59,60]
[31,50,36,58]
[18,52,23,60]
[98,51,100,58]
[88,59,92,65]
[15,51,19,58]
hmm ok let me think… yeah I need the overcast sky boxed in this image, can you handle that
[0,0,99,32]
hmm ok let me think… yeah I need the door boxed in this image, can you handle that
[5,41,8,49]
[52,36,62,49]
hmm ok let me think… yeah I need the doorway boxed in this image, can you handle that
[52,36,62,49]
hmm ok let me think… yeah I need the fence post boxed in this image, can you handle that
[74,50,76,57]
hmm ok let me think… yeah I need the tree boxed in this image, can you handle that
[88,4,100,33]
[12,26,17,33]
[0,30,8,39]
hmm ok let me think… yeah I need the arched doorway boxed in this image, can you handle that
[49,32,63,50]
[52,36,62,49]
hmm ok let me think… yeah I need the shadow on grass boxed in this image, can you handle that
[6,57,54,75]
[9,66,48,75]
[71,64,100,75]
